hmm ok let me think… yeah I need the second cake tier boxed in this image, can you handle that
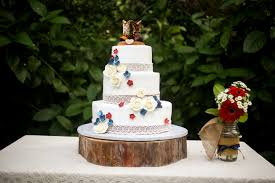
[103,71,160,103]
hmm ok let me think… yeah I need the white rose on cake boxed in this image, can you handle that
[136,88,145,98]
[103,65,117,77]
[93,122,109,134]
[117,64,127,73]
[142,97,158,112]
[129,97,143,111]
[111,74,122,88]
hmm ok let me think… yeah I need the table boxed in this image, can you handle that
[0,135,274,183]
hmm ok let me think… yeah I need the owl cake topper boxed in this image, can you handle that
[118,20,144,46]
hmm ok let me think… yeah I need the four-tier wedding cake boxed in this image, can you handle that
[91,20,172,135]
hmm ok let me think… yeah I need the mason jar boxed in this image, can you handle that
[217,123,241,161]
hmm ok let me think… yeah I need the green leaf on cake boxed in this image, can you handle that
[205,108,219,116]
[56,115,73,131]
[33,108,59,121]
[243,31,266,53]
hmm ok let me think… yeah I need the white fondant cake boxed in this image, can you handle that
[91,45,173,135]
[112,45,152,64]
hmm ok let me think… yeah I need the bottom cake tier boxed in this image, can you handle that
[92,100,172,135]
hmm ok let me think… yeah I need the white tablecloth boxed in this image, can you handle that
[0,135,274,183]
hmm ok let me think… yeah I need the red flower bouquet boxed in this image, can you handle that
[199,81,252,161]
[206,81,252,123]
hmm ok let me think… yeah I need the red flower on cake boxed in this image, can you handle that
[127,80,133,86]
[113,48,118,55]
[129,113,136,120]
[164,118,170,125]
[219,100,244,123]
[106,112,112,119]
[228,86,246,97]
[119,101,125,107]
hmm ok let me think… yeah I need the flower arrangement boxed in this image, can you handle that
[206,81,252,124]
[199,81,253,161]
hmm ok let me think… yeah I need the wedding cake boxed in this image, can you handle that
[91,20,172,135]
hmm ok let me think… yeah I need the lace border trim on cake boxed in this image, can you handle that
[125,63,153,71]
[103,94,160,104]
[107,125,171,135]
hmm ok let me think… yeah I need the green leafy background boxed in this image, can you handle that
[1,0,274,164]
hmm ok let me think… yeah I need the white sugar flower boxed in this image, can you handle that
[129,97,143,111]
[93,122,109,134]
[103,65,117,77]
[136,88,145,98]
[117,64,127,73]
[111,75,122,88]
[142,97,158,112]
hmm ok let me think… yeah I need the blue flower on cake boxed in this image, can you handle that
[123,70,131,79]
[153,95,162,108]
[93,110,114,134]
[113,55,120,65]
[140,108,147,116]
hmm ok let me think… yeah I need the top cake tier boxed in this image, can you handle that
[112,45,152,65]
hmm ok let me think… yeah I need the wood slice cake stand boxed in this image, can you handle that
[77,123,188,167]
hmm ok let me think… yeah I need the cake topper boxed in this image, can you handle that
[118,20,144,46]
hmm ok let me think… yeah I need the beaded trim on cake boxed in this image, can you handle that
[125,63,153,71]
[107,125,170,135]
[103,94,160,104]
